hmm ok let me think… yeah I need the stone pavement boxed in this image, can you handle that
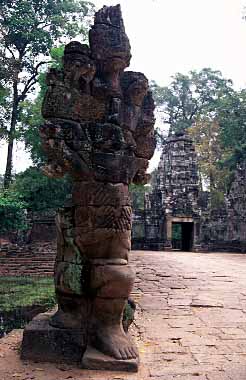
[1,250,246,379]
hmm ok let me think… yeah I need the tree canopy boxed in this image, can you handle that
[10,167,71,212]
[0,0,94,187]
[19,45,65,166]
[151,68,234,135]
[151,68,246,194]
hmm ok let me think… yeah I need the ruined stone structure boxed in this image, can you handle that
[132,133,246,253]
[200,162,246,253]
[132,132,202,251]
[21,5,155,372]
[27,210,57,243]
[159,133,201,251]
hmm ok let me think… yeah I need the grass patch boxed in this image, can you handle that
[0,276,56,312]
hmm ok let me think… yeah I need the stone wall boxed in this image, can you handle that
[200,162,246,253]
[27,210,56,242]
[0,210,57,246]
[132,190,164,250]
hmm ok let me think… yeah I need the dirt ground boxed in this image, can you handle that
[1,250,246,380]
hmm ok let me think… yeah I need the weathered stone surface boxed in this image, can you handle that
[42,89,107,123]
[21,311,86,363]
[90,5,131,73]
[90,264,135,298]
[22,4,155,371]
[132,132,246,253]
[72,182,131,207]
[200,162,246,253]
[75,205,132,230]
[135,131,156,159]
[5,250,246,378]
[82,346,139,372]
[132,132,201,251]
[75,228,131,260]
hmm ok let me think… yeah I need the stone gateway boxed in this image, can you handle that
[21,5,155,372]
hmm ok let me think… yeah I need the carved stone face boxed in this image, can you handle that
[63,42,96,87]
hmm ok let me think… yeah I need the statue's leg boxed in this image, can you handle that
[50,208,90,330]
[50,260,90,329]
[89,259,138,360]
[73,182,138,360]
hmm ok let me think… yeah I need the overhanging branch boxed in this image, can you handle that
[18,60,52,102]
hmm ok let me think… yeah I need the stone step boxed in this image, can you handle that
[0,242,56,277]
[0,273,54,276]
[1,252,55,257]
[0,264,54,269]
[0,258,55,263]
[0,265,54,270]
[0,257,55,267]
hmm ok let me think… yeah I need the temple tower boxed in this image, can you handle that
[157,132,201,251]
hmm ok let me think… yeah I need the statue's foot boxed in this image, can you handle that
[50,309,82,329]
[91,325,138,360]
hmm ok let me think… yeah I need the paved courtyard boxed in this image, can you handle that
[1,250,246,379]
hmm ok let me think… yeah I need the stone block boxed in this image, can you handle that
[21,312,86,364]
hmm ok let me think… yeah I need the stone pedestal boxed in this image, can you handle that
[21,311,139,372]
[82,346,139,372]
[21,311,86,364]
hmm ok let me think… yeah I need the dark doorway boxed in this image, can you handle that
[172,222,194,251]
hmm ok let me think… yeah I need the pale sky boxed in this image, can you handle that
[1,0,246,174]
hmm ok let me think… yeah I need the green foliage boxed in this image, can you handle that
[0,190,28,233]
[0,276,55,312]
[151,68,233,135]
[50,45,65,68]
[0,167,70,233]
[0,85,11,139]
[152,68,246,193]
[129,184,150,210]
[19,45,65,165]
[10,167,71,212]
[19,96,45,165]
[188,120,233,192]
[216,90,246,162]
[0,0,93,63]
[219,145,246,172]
[122,301,135,332]
[0,0,94,105]
[0,0,94,185]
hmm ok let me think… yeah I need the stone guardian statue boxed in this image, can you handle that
[21,5,155,372]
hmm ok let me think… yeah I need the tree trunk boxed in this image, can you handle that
[3,83,19,189]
